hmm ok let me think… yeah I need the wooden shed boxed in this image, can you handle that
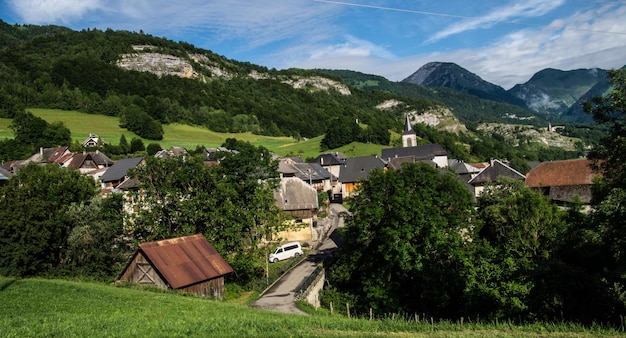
[115,234,233,299]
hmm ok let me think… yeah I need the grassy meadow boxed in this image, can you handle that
[0,108,388,160]
[0,277,621,337]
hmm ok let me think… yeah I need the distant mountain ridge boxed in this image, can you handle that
[401,61,617,123]
[402,62,527,109]
[509,68,608,120]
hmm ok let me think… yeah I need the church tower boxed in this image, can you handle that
[402,114,417,148]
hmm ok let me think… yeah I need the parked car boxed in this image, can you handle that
[269,242,303,263]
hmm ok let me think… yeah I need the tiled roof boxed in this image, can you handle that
[274,177,318,211]
[468,160,525,185]
[381,144,447,161]
[310,153,346,166]
[100,157,144,182]
[526,159,600,187]
[339,155,387,183]
[136,234,233,289]
[90,151,114,167]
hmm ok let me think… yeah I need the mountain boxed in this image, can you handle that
[402,62,527,109]
[0,20,599,163]
[320,69,545,126]
[509,68,607,120]
[560,72,613,123]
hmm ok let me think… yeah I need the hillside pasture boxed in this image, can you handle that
[0,108,389,160]
[0,277,619,337]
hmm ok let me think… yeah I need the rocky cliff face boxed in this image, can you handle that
[376,99,467,133]
[117,52,199,78]
[477,123,579,150]
[117,45,351,96]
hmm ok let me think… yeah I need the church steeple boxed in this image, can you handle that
[404,114,412,133]
[402,114,417,148]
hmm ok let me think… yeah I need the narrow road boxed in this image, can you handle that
[250,203,348,315]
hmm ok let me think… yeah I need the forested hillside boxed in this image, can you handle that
[0,20,439,141]
[0,20,602,166]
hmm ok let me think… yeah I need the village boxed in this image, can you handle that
[0,115,600,308]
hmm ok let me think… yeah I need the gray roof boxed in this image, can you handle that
[447,159,481,175]
[381,144,447,161]
[310,153,346,166]
[468,160,525,185]
[274,177,318,211]
[339,155,387,183]
[294,163,332,181]
[100,157,144,183]
[90,151,114,167]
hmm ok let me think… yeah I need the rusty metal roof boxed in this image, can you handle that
[139,234,233,289]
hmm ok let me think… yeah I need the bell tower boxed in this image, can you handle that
[402,114,417,148]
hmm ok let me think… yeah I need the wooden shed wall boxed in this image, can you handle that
[179,277,226,300]
[117,252,168,289]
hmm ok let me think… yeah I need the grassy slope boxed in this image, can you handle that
[0,277,618,337]
[0,108,387,160]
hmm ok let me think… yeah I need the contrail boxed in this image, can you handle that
[312,0,626,36]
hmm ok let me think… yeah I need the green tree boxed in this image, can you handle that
[128,145,281,284]
[146,143,162,156]
[324,163,476,317]
[582,68,626,321]
[468,177,566,320]
[0,163,98,276]
[130,137,145,153]
[118,134,130,154]
[320,116,360,150]
[65,194,130,280]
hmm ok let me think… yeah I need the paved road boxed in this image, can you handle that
[250,203,348,315]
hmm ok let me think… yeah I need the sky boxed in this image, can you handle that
[1,0,626,89]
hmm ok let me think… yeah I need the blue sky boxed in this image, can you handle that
[2,0,625,89]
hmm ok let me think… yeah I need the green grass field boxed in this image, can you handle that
[0,277,620,337]
[0,108,389,160]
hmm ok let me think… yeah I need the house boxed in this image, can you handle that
[525,159,600,205]
[339,155,387,199]
[64,152,101,174]
[115,234,233,299]
[273,177,319,243]
[202,147,239,166]
[99,157,144,191]
[382,144,449,169]
[309,153,346,198]
[274,177,319,222]
[447,159,482,182]
[278,158,335,192]
[468,160,526,196]
[82,134,104,148]
[154,146,188,159]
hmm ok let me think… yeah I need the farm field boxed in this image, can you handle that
[0,108,387,160]
[0,277,620,337]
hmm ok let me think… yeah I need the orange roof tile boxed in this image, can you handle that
[526,159,601,188]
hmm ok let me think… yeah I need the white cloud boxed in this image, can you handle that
[427,0,565,43]
[9,0,103,23]
[291,3,626,89]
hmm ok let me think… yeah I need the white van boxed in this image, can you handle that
[269,242,303,263]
